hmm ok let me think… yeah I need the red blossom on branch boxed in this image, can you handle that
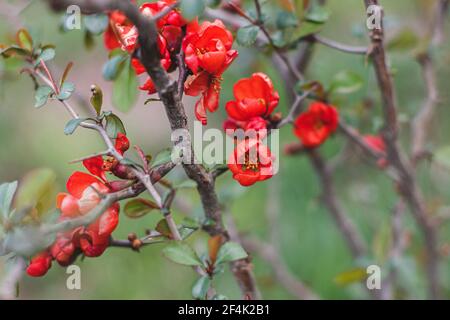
[293,101,339,148]
[183,19,238,125]
[228,138,274,187]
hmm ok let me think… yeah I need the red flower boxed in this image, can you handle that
[183,19,235,75]
[364,135,388,168]
[228,139,274,186]
[83,133,130,182]
[26,251,52,277]
[293,102,339,148]
[104,9,138,52]
[183,19,238,125]
[140,1,186,29]
[26,168,121,277]
[104,1,180,95]
[223,116,268,139]
[225,73,280,122]
[56,172,120,258]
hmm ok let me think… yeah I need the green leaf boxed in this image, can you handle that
[215,242,248,265]
[34,47,56,66]
[295,80,325,99]
[151,148,173,168]
[156,219,173,238]
[34,85,53,108]
[112,58,138,112]
[64,118,86,135]
[124,198,158,219]
[304,4,330,23]
[334,267,367,286]
[14,168,57,220]
[387,29,419,52]
[90,84,103,115]
[192,276,211,300]
[105,113,126,138]
[84,14,109,35]
[57,82,75,100]
[0,181,18,220]
[329,70,364,95]
[292,21,323,40]
[84,31,96,51]
[162,241,203,266]
[276,11,299,29]
[180,0,205,21]
[236,25,259,47]
[16,29,33,52]
[0,45,30,58]
[102,54,126,81]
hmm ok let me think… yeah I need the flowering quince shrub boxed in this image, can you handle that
[0,0,448,301]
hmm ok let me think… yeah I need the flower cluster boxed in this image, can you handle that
[104,0,185,94]
[27,172,120,276]
[26,134,131,277]
[104,2,237,125]
[224,73,279,187]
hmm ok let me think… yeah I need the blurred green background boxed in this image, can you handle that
[0,0,449,299]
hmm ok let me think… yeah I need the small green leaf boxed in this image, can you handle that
[112,58,138,112]
[35,47,56,66]
[236,25,259,47]
[64,118,86,135]
[192,276,211,300]
[304,5,330,23]
[215,242,248,265]
[84,14,109,35]
[124,198,158,219]
[156,219,173,238]
[57,82,75,100]
[151,148,173,168]
[276,11,299,29]
[162,241,203,266]
[180,0,205,21]
[34,85,53,108]
[84,31,96,50]
[102,54,126,81]
[0,45,30,58]
[329,70,364,95]
[292,21,323,40]
[90,84,103,115]
[16,29,33,52]
[0,181,18,220]
[105,113,126,138]
[334,267,367,286]
[295,80,325,99]
[387,29,419,52]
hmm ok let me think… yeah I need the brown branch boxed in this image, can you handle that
[307,149,367,259]
[45,0,260,299]
[411,0,445,165]
[364,0,440,299]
